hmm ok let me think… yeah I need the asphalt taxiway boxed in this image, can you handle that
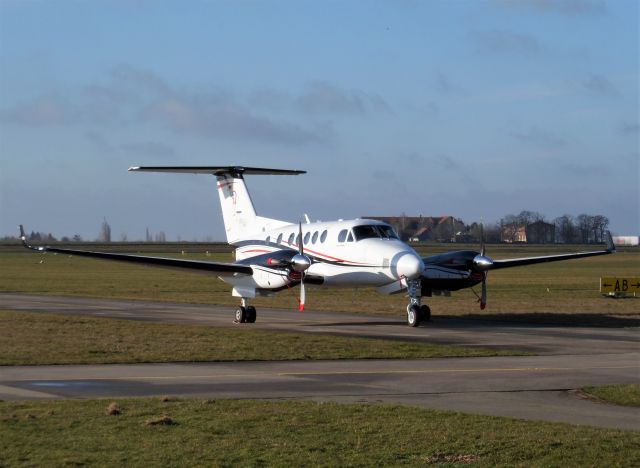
[1,293,638,430]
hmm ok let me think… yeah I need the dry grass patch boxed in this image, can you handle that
[145,415,176,426]
[105,402,120,416]
[425,453,480,464]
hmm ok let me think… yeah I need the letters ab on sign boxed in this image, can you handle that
[600,277,640,297]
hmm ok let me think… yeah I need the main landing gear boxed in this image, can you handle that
[406,278,431,327]
[235,298,257,324]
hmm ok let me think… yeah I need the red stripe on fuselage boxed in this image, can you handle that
[239,242,370,266]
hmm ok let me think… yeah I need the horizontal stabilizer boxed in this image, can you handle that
[129,166,306,176]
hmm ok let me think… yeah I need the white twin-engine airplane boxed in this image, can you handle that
[21,166,615,327]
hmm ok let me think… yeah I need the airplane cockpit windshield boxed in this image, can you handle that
[353,224,399,241]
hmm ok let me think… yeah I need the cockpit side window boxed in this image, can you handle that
[347,231,354,242]
[338,229,348,243]
[379,225,399,239]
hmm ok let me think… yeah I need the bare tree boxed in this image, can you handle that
[576,214,594,243]
[554,215,576,243]
[99,218,111,242]
[592,215,609,243]
[500,214,520,242]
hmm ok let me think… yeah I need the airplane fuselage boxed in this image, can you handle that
[224,218,425,298]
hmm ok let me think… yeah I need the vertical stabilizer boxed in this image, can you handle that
[216,173,258,243]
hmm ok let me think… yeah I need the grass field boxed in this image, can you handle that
[583,384,640,407]
[1,398,638,467]
[0,310,519,365]
[1,243,638,324]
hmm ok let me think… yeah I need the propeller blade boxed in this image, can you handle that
[298,222,304,256]
[480,222,486,257]
[295,220,309,312]
[299,278,305,312]
[480,273,487,310]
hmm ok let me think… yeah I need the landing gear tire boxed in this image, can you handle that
[235,306,247,323]
[246,306,257,323]
[419,305,431,322]
[407,304,421,327]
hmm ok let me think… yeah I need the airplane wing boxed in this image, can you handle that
[488,232,615,270]
[489,249,612,270]
[19,226,252,276]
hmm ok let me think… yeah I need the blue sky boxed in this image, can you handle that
[1,0,638,241]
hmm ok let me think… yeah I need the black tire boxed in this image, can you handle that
[419,305,431,322]
[235,306,247,323]
[407,305,421,327]
[246,306,257,323]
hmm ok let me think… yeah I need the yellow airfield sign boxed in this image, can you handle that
[600,277,640,295]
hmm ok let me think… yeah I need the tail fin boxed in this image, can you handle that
[129,166,305,243]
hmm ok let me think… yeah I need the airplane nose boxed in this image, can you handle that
[396,253,424,279]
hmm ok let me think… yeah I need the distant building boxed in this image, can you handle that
[502,226,527,243]
[526,221,555,244]
[363,215,466,242]
[613,236,639,246]
[502,221,555,243]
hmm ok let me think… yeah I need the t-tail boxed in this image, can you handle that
[128,166,306,244]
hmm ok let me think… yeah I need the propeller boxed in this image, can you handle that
[472,223,492,310]
[290,222,311,311]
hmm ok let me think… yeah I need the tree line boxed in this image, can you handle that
[492,211,610,244]
[2,212,612,244]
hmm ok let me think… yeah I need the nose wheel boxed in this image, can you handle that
[407,304,431,327]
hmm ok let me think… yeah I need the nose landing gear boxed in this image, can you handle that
[406,278,430,327]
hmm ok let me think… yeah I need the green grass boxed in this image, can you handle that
[1,245,638,322]
[1,398,638,466]
[583,384,640,407]
[0,310,518,365]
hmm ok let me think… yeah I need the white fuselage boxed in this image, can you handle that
[222,218,424,298]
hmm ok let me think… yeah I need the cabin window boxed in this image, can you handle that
[320,230,328,243]
[277,233,283,244]
[338,229,348,243]
[296,234,301,246]
[304,232,310,245]
[347,231,354,242]
[266,236,270,244]
[288,233,294,246]
[312,231,318,244]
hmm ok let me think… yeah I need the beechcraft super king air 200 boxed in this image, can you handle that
[20,166,616,327]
